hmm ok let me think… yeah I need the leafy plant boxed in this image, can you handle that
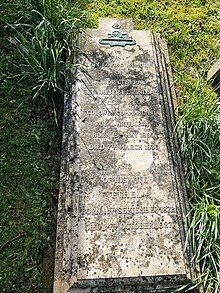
[176,79,220,292]
[0,0,86,291]
[1,0,220,291]
[8,0,85,121]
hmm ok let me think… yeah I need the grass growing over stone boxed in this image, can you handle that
[0,0,219,292]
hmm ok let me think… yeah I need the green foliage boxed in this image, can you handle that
[0,97,58,292]
[177,81,220,292]
[1,0,220,292]
[84,0,220,75]
[8,0,84,106]
[0,0,85,292]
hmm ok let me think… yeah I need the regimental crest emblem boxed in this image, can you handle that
[99,23,136,47]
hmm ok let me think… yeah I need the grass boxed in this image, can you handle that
[0,97,58,292]
[0,0,219,292]
[8,0,84,122]
[177,81,220,292]
[0,35,59,289]
[0,0,85,292]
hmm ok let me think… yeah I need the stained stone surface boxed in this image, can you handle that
[207,59,220,94]
[54,18,193,293]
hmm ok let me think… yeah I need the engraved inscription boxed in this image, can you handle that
[101,175,149,184]
[85,216,175,232]
[54,19,191,289]
[86,89,148,96]
[80,205,176,216]
[88,144,159,151]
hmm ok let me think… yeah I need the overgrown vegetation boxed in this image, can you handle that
[1,0,219,292]
[0,0,85,292]
[177,82,220,292]
[9,0,84,122]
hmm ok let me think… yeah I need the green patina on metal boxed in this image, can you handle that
[99,23,136,47]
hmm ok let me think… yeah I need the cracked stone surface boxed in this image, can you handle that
[53,18,194,293]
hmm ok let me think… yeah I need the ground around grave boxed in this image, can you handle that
[0,0,219,292]
[0,1,60,292]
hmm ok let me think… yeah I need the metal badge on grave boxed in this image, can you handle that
[99,23,136,47]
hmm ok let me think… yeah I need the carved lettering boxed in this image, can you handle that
[109,144,143,150]
[101,175,148,184]
[88,144,105,150]
[88,89,148,96]
[103,190,146,198]
[85,217,174,232]
[88,144,158,151]
[92,132,109,139]
[80,205,176,216]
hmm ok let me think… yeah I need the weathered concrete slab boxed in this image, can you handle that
[54,18,194,292]
[207,59,220,94]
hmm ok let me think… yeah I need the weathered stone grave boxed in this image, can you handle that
[54,18,194,292]
[207,59,220,95]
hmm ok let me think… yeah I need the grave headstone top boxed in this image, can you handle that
[207,59,220,94]
[54,18,194,293]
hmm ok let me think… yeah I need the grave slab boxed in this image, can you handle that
[207,59,220,94]
[54,18,194,293]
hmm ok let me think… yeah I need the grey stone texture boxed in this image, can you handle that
[54,18,194,293]
[207,59,220,93]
